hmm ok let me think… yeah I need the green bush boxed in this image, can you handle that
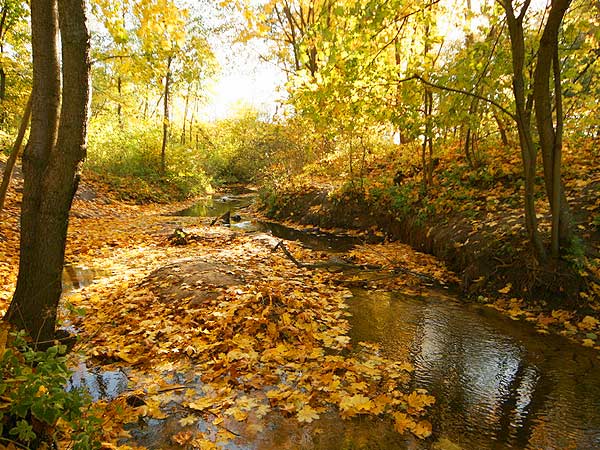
[86,117,212,201]
[87,120,163,178]
[0,329,101,449]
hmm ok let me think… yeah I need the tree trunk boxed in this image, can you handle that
[493,110,509,146]
[181,85,190,145]
[421,87,434,188]
[117,75,122,127]
[500,0,546,260]
[5,0,91,346]
[0,66,5,101]
[160,56,172,176]
[532,0,573,256]
[0,94,32,213]
[464,97,481,168]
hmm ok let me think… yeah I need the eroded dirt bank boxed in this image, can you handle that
[260,186,597,313]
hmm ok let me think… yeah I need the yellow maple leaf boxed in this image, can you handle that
[297,404,320,423]
[187,397,214,411]
[227,407,248,422]
[191,436,220,450]
[406,391,435,412]
[498,283,512,294]
[578,316,599,331]
[171,431,193,445]
[178,415,198,426]
[392,412,415,433]
[582,338,595,347]
[339,394,373,416]
[413,419,433,439]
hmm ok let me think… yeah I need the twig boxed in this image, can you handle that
[210,210,230,226]
[272,240,304,268]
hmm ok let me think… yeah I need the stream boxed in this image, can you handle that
[65,193,600,449]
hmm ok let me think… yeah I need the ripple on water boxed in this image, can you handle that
[347,289,600,450]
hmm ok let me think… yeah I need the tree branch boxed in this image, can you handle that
[399,74,517,120]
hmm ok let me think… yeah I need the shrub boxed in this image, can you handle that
[0,327,101,449]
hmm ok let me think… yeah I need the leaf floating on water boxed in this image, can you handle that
[171,431,193,445]
[393,412,416,433]
[178,415,198,426]
[578,316,599,331]
[406,391,435,413]
[339,394,374,417]
[297,404,320,423]
[498,283,512,294]
[582,338,595,347]
[413,419,433,439]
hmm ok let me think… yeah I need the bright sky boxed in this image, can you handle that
[202,40,287,121]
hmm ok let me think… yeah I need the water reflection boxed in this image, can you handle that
[173,194,361,252]
[62,264,111,291]
[348,290,600,449]
[175,194,254,218]
[258,221,360,252]
[67,361,129,402]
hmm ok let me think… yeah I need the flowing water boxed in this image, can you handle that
[66,193,600,449]
[175,193,360,252]
[347,289,600,449]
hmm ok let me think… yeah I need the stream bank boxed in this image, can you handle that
[259,186,598,311]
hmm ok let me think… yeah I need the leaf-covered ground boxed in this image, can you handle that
[0,162,460,448]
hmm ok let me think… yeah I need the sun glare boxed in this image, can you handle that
[203,40,287,121]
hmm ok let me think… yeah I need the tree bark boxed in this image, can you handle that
[421,87,434,188]
[181,84,190,145]
[160,56,172,176]
[499,0,546,260]
[117,75,122,127]
[532,0,573,256]
[493,110,509,146]
[0,94,32,213]
[5,0,90,346]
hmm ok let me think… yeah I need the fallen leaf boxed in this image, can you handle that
[297,404,320,423]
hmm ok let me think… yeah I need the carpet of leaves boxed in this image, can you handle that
[0,168,450,448]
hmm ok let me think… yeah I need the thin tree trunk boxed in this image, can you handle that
[142,92,148,120]
[181,86,190,145]
[117,75,122,127]
[0,94,32,212]
[532,0,572,256]
[421,88,434,188]
[160,56,172,176]
[500,0,546,260]
[0,66,5,102]
[493,110,509,146]
[551,38,563,257]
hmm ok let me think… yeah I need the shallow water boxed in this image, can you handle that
[176,193,255,219]
[62,264,111,291]
[174,194,360,252]
[348,289,600,449]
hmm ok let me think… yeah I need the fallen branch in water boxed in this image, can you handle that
[272,240,443,284]
[210,210,230,226]
[272,240,380,271]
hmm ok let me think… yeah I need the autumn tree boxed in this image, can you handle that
[4,0,91,345]
[0,0,30,128]
[497,0,576,259]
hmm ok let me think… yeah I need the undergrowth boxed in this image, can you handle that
[0,325,102,449]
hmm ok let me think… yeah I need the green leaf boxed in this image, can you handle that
[9,419,36,442]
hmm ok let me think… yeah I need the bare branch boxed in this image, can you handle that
[400,74,517,120]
